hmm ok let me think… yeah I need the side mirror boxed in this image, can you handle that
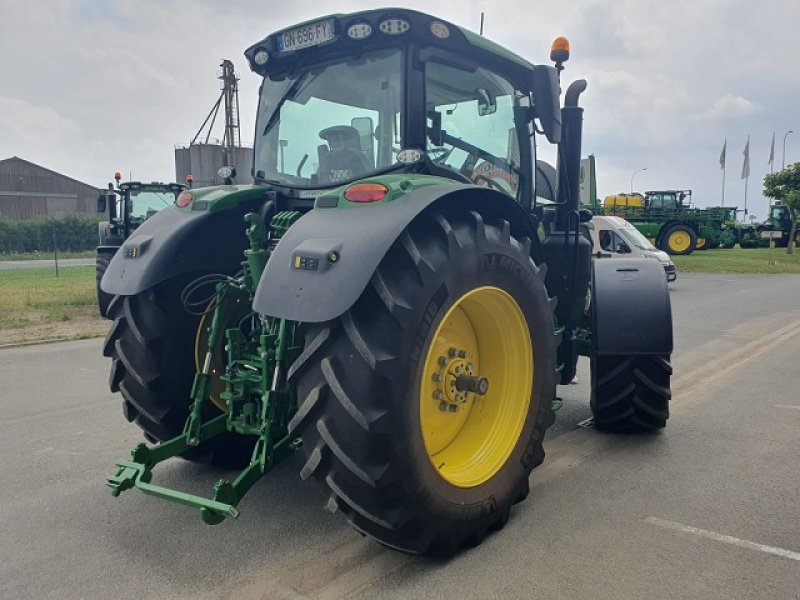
[477,88,497,116]
[531,65,561,143]
[96,194,107,214]
[217,165,236,185]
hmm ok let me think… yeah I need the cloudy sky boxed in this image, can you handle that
[1,0,798,219]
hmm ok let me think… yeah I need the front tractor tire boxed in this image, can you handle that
[287,209,559,555]
[590,354,672,431]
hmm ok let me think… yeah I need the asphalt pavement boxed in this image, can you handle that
[1,273,798,599]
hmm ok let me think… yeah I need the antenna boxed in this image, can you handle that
[480,12,485,35]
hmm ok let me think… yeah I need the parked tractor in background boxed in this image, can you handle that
[757,203,800,248]
[719,208,764,249]
[600,190,728,255]
[95,173,186,316]
[101,9,673,555]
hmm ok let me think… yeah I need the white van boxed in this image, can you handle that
[584,215,677,282]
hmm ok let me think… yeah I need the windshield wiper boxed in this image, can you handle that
[261,72,320,137]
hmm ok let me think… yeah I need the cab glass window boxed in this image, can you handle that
[254,48,403,188]
[425,61,522,196]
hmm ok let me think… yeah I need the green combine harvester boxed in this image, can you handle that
[102,8,673,555]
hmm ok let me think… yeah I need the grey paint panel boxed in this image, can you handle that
[253,183,533,323]
[591,258,673,355]
[101,206,247,296]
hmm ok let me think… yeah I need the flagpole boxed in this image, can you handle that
[769,132,775,174]
[720,138,726,207]
[741,135,750,219]
[744,173,748,217]
[722,161,726,207]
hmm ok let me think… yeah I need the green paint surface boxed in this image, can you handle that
[315,174,458,210]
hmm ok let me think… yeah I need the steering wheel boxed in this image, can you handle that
[428,146,453,164]
[473,174,505,191]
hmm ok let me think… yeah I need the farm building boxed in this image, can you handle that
[0,157,103,220]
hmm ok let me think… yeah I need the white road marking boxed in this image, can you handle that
[645,517,800,562]
[774,404,800,410]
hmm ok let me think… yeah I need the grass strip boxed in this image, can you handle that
[0,266,107,345]
[673,247,800,274]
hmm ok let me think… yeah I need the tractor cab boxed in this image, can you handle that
[645,190,692,210]
[119,181,186,222]
[770,204,789,224]
[245,8,561,211]
[98,174,186,243]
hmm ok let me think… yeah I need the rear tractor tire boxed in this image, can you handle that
[287,209,559,555]
[661,225,696,255]
[103,277,252,465]
[590,354,672,431]
[96,252,115,318]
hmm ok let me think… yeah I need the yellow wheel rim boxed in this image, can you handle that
[419,286,533,488]
[668,230,691,252]
[696,237,706,249]
[194,296,250,412]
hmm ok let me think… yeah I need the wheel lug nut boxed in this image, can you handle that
[432,373,441,382]
[448,404,458,413]
[458,350,467,358]
[438,357,448,366]
[448,348,457,357]
[439,402,449,412]
[433,390,442,400]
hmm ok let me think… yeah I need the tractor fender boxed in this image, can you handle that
[591,258,673,355]
[100,205,251,296]
[253,184,539,323]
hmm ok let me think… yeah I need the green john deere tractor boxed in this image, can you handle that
[102,9,673,555]
[95,174,186,316]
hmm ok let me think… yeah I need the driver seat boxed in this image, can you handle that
[318,125,371,184]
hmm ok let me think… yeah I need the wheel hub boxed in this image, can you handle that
[419,286,533,488]
[430,348,488,412]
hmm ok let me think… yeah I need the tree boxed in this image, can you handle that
[763,162,800,255]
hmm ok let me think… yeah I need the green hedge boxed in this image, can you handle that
[0,215,98,254]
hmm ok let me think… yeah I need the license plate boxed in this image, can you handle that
[276,19,335,53]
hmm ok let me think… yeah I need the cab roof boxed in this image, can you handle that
[245,8,537,85]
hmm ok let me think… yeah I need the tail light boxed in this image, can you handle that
[344,183,389,203]
[176,191,193,208]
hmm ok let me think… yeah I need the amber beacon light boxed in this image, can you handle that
[550,36,570,63]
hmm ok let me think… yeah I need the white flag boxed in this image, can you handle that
[741,136,750,179]
[768,132,775,166]
[719,139,726,170]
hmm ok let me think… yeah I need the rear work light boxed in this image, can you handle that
[344,182,389,203]
[378,18,410,35]
[176,191,193,207]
